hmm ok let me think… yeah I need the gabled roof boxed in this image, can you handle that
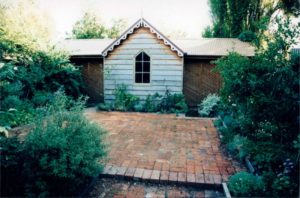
[101,18,185,57]
[60,18,255,57]
[61,38,255,57]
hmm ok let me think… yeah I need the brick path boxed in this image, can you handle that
[85,109,244,186]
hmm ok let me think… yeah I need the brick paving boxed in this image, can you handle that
[85,109,244,186]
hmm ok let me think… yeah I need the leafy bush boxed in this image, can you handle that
[0,27,85,128]
[270,158,298,196]
[96,103,111,111]
[0,99,35,127]
[227,135,251,161]
[228,171,265,196]
[160,90,188,113]
[0,95,23,110]
[31,91,54,107]
[215,17,300,196]
[238,31,257,42]
[143,93,162,112]
[198,94,220,117]
[133,103,144,112]
[0,136,25,197]
[142,91,188,114]
[114,84,139,111]
[23,91,107,197]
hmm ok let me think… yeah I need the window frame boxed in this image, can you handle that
[134,51,151,85]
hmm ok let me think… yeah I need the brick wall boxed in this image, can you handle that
[183,59,222,106]
[70,58,104,103]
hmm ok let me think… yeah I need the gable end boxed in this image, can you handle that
[102,18,184,57]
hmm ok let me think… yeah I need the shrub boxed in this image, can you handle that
[0,29,85,128]
[31,91,54,107]
[0,99,35,127]
[133,103,144,112]
[114,84,139,111]
[198,94,220,117]
[0,95,23,110]
[23,91,107,197]
[143,93,162,112]
[227,135,251,161]
[271,159,298,196]
[228,171,265,196]
[96,103,111,111]
[0,136,25,197]
[160,90,188,113]
[215,17,300,196]
[238,31,257,42]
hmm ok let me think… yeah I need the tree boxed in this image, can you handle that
[70,12,127,39]
[106,19,127,39]
[71,12,107,39]
[203,0,300,38]
[0,0,54,50]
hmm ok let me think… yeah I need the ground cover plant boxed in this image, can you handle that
[215,17,300,196]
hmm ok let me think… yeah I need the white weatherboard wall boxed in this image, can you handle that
[104,28,183,103]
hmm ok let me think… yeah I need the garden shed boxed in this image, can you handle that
[63,18,254,106]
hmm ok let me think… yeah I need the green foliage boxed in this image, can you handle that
[0,1,53,51]
[227,135,251,161]
[111,87,188,114]
[0,91,107,197]
[23,91,107,197]
[0,97,35,127]
[106,19,127,39]
[215,17,300,196]
[238,31,257,42]
[198,94,220,117]
[203,0,299,38]
[143,93,162,112]
[0,137,25,197]
[114,84,139,111]
[31,91,54,107]
[71,12,106,39]
[142,91,188,113]
[0,20,84,128]
[70,11,126,39]
[160,90,188,113]
[202,26,214,38]
[228,171,265,196]
[96,103,111,111]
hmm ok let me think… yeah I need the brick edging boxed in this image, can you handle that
[100,165,223,189]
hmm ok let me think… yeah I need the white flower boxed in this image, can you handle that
[14,66,18,70]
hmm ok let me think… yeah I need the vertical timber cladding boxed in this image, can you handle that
[183,58,222,106]
[104,27,183,103]
[70,58,104,103]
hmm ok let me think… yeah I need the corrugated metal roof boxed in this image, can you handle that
[173,38,254,56]
[60,38,255,57]
[60,39,114,56]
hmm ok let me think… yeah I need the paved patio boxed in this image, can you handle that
[85,109,244,186]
